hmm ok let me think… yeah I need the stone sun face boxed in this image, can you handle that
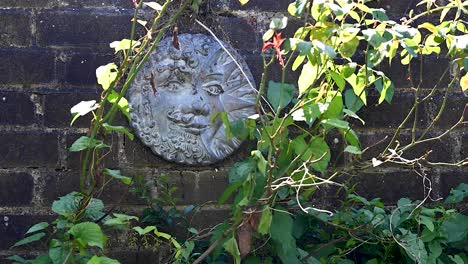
[128,34,256,165]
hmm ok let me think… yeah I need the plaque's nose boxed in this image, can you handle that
[191,98,210,116]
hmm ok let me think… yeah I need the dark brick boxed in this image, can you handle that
[0,214,52,250]
[0,91,37,125]
[56,49,114,86]
[0,10,32,47]
[43,89,99,128]
[243,53,300,86]
[66,132,119,169]
[352,170,429,203]
[425,93,467,128]
[42,170,80,204]
[356,93,426,129]
[214,0,290,12]
[0,48,55,85]
[0,0,54,8]
[216,17,259,52]
[182,170,229,204]
[0,131,58,168]
[380,57,450,89]
[359,131,460,163]
[123,136,172,168]
[0,172,34,206]
[439,168,468,198]
[36,10,133,48]
[190,208,230,229]
[0,0,133,8]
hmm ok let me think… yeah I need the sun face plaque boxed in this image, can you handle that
[127,34,257,165]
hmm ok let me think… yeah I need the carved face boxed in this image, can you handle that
[128,34,256,164]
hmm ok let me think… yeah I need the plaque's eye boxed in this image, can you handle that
[203,84,224,96]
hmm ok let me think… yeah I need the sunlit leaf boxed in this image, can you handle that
[68,222,106,249]
[96,63,118,91]
[109,39,141,53]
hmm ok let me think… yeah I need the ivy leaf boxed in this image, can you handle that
[292,136,331,173]
[445,183,468,204]
[270,16,288,30]
[223,236,241,264]
[26,222,49,234]
[298,61,319,95]
[68,222,106,249]
[11,232,46,248]
[238,0,249,6]
[107,91,131,121]
[69,136,109,152]
[96,63,118,91]
[257,208,272,235]
[143,2,162,11]
[133,226,156,236]
[102,123,134,140]
[344,145,362,155]
[87,256,121,264]
[103,169,132,185]
[109,39,141,53]
[267,81,295,110]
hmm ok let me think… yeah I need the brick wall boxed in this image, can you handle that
[0,0,466,262]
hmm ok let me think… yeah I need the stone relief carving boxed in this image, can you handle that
[127,34,257,165]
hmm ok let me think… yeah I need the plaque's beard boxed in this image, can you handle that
[163,122,210,163]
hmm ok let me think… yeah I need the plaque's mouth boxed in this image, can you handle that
[167,111,209,135]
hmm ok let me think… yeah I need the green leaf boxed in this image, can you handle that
[107,91,131,121]
[223,236,241,264]
[270,210,301,264]
[68,222,106,249]
[102,123,134,140]
[344,146,362,155]
[96,63,118,91]
[218,182,242,205]
[229,159,256,184]
[445,183,468,204]
[344,89,364,112]
[267,81,295,110]
[87,256,120,264]
[69,136,109,152]
[6,255,28,264]
[298,61,319,95]
[329,71,345,91]
[449,255,465,264]
[270,16,288,30]
[251,150,267,176]
[340,37,359,58]
[263,29,274,42]
[52,192,82,217]
[374,77,395,104]
[143,2,162,11]
[419,215,435,232]
[321,119,349,129]
[133,226,156,236]
[26,222,49,234]
[109,39,141,53]
[343,109,365,125]
[292,136,331,173]
[103,169,132,185]
[442,214,468,243]
[362,29,385,48]
[258,208,272,235]
[11,232,45,248]
[313,40,336,58]
[238,0,249,6]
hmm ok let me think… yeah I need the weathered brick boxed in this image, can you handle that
[0,91,37,126]
[56,49,114,86]
[43,89,99,128]
[216,17,259,52]
[0,172,34,206]
[122,136,172,168]
[0,131,59,168]
[425,92,467,128]
[214,0,290,12]
[0,214,52,250]
[0,10,32,47]
[380,57,450,89]
[355,93,427,129]
[0,0,133,8]
[439,168,468,198]
[41,170,80,204]
[352,170,429,203]
[0,0,54,8]
[0,48,55,85]
[182,170,229,204]
[359,131,460,163]
[36,10,133,48]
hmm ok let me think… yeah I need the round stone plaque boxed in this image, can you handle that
[128,34,257,165]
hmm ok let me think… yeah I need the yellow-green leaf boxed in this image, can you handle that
[238,0,249,6]
[96,63,118,90]
[461,73,468,92]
